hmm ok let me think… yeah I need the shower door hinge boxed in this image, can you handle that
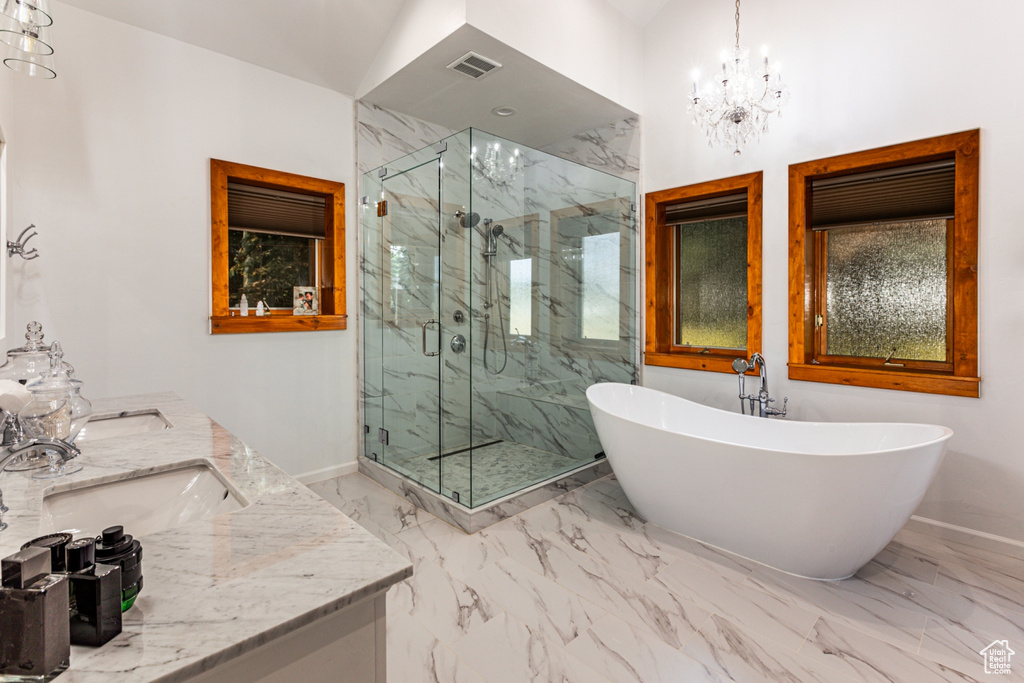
[361,196,369,206]
[378,428,389,445]
[378,167,388,178]
[433,141,447,154]
[630,203,636,213]
[377,200,388,217]
[364,424,370,434]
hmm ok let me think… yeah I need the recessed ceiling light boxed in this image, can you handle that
[491,106,517,117]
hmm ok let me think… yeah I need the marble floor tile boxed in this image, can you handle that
[452,612,611,683]
[747,564,929,651]
[920,617,1024,682]
[482,517,711,649]
[396,517,501,582]
[389,557,501,646]
[577,473,628,506]
[387,608,486,683]
[308,473,1024,683]
[466,556,605,646]
[565,613,724,683]
[800,616,982,682]
[654,557,820,651]
[935,560,1024,616]
[334,485,431,536]
[870,539,941,585]
[642,523,760,583]
[684,613,858,682]
[527,503,675,581]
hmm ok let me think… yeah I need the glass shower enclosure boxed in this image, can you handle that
[362,128,636,508]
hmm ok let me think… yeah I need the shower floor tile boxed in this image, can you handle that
[388,440,590,506]
[310,472,1024,682]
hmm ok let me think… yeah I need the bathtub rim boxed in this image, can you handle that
[586,382,954,457]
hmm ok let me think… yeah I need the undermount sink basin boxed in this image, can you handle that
[39,462,249,537]
[75,410,171,443]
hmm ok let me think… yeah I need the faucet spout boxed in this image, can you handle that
[732,353,787,419]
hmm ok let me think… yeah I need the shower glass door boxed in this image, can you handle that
[378,158,443,491]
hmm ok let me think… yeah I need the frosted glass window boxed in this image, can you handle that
[675,217,747,349]
[509,257,532,336]
[581,233,619,340]
[825,219,947,361]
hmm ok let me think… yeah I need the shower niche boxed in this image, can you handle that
[362,128,637,510]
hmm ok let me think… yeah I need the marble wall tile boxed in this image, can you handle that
[358,104,638,504]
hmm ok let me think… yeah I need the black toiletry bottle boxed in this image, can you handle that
[0,545,71,681]
[66,537,123,647]
[94,525,143,612]
[21,532,73,573]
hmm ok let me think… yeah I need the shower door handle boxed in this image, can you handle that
[421,319,441,357]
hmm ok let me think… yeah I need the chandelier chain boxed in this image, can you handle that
[735,0,741,49]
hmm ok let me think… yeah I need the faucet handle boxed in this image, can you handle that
[767,396,788,418]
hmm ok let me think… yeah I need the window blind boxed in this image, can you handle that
[810,160,955,230]
[664,193,747,226]
[227,182,327,238]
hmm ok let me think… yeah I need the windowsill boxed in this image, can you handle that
[645,352,745,374]
[787,362,979,398]
[210,314,347,334]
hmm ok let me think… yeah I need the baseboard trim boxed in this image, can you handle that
[909,515,1024,549]
[295,461,358,486]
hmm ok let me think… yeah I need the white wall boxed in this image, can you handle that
[642,0,1024,540]
[357,0,643,116]
[466,0,643,115]
[1,4,360,476]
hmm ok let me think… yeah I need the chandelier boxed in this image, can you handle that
[688,0,788,155]
[0,0,56,78]
[477,140,522,185]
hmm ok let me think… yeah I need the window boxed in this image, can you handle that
[644,172,762,372]
[550,199,632,347]
[788,130,979,397]
[210,159,346,333]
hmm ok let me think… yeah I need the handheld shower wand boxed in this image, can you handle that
[482,220,507,373]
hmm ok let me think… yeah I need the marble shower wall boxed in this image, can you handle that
[359,103,640,505]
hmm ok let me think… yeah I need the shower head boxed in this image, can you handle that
[455,211,480,228]
[490,224,504,237]
[731,358,749,374]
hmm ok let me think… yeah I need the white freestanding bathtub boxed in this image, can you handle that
[586,383,952,580]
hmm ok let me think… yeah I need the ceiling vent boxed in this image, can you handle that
[446,51,502,80]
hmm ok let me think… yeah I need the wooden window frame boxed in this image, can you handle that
[209,159,346,334]
[787,130,980,397]
[644,172,763,373]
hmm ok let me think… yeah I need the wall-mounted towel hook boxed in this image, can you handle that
[7,225,40,260]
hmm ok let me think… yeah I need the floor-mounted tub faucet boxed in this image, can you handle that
[732,354,788,418]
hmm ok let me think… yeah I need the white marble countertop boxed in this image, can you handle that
[0,392,412,682]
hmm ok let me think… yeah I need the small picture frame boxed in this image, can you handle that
[293,286,318,316]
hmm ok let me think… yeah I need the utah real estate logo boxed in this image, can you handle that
[980,640,1014,675]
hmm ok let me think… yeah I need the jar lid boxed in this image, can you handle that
[25,342,74,394]
[6,322,47,356]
